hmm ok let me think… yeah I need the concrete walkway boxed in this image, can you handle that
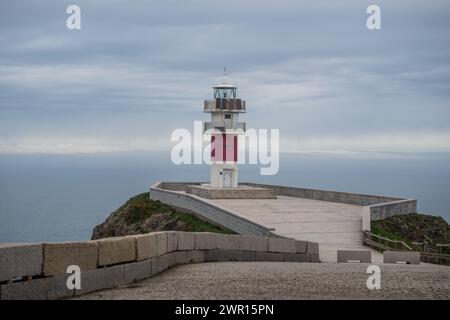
[209,196,381,262]
[75,262,450,300]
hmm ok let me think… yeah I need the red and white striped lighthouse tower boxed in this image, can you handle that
[203,71,246,188]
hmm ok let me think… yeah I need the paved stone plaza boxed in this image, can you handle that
[75,261,450,300]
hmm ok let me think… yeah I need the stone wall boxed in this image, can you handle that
[150,182,277,237]
[243,183,416,225]
[361,199,418,231]
[0,232,319,300]
[241,182,403,206]
[160,181,202,191]
[185,185,276,199]
[369,199,417,221]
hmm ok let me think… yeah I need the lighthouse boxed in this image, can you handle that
[203,72,246,188]
[184,72,275,199]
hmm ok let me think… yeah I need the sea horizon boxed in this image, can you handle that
[1,150,449,244]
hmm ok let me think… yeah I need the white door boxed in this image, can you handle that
[223,169,232,188]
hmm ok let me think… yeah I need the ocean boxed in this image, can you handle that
[0,151,449,243]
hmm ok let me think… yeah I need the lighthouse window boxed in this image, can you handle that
[214,88,236,99]
[225,114,231,119]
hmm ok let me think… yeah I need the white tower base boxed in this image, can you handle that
[210,163,238,188]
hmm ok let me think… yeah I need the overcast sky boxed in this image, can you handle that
[0,0,449,154]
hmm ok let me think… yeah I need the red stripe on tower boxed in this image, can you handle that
[234,135,238,161]
[211,135,215,158]
[222,133,226,161]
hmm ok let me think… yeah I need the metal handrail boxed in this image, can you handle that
[363,230,450,266]
[362,230,412,251]
[363,237,392,252]
[420,252,450,259]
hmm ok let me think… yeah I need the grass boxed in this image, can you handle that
[171,211,234,234]
[118,192,233,234]
[371,213,450,251]
[370,224,415,247]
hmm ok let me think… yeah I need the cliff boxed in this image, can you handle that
[91,192,232,240]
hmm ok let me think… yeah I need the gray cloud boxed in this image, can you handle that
[0,0,450,153]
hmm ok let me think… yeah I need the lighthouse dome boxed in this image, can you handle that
[214,75,237,89]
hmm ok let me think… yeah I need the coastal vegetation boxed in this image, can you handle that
[371,213,449,253]
[91,192,233,240]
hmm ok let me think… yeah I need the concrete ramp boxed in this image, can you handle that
[211,196,380,262]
